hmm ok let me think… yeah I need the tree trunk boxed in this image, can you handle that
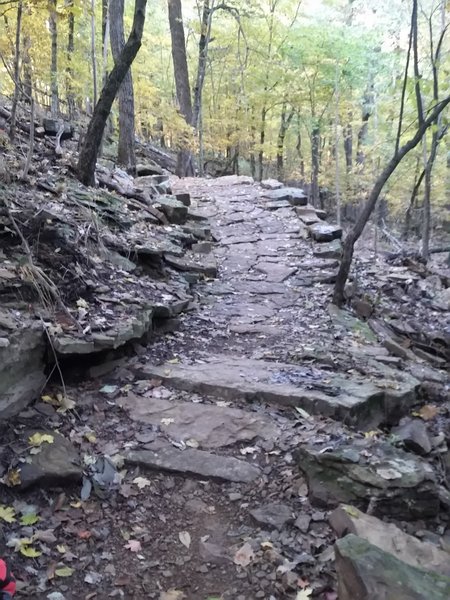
[311,125,320,207]
[356,80,374,165]
[110,0,136,171]
[49,0,58,116]
[9,0,23,141]
[22,35,32,101]
[276,103,294,181]
[77,0,147,187]
[192,0,212,131]
[343,115,352,173]
[66,0,75,118]
[332,95,450,306]
[167,0,194,177]
[90,0,98,106]
[258,105,267,181]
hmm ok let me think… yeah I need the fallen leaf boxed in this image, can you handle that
[416,404,439,421]
[5,469,21,487]
[296,589,312,599]
[20,545,42,558]
[178,531,191,549]
[84,432,97,443]
[185,438,199,448]
[124,540,141,553]
[161,417,175,426]
[167,357,180,364]
[233,542,254,567]
[99,385,118,395]
[20,513,40,526]
[55,566,74,577]
[34,530,58,544]
[29,432,54,447]
[240,446,258,455]
[0,506,16,523]
[77,530,92,540]
[56,394,76,413]
[160,591,185,600]
[295,407,311,420]
[57,545,66,554]
[133,476,152,490]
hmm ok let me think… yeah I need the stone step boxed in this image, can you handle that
[126,447,260,483]
[135,355,419,429]
[308,222,343,242]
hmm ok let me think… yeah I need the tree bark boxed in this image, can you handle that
[110,0,136,171]
[9,0,23,141]
[192,0,211,130]
[276,102,294,181]
[332,95,450,306]
[49,0,58,117]
[77,0,147,187]
[90,0,98,107]
[168,0,194,177]
[66,0,75,118]
[258,104,267,181]
[311,125,320,207]
[343,114,352,173]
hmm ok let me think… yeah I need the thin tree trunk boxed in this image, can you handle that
[343,113,352,173]
[334,64,341,225]
[9,0,23,141]
[311,125,320,207]
[356,79,374,165]
[332,95,450,306]
[110,0,136,171]
[91,0,98,106]
[66,0,75,118]
[22,35,32,101]
[193,0,212,130]
[276,103,294,181]
[168,0,194,177]
[77,0,147,187]
[257,105,267,181]
[49,0,58,116]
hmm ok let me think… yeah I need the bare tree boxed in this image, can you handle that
[110,0,137,171]
[49,0,58,116]
[9,0,22,140]
[77,0,147,187]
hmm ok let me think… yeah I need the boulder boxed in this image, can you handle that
[164,252,217,277]
[175,192,191,207]
[250,503,294,530]
[261,179,283,190]
[15,432,82,490]
[136,162,163,176]
[335,534,450,600]
[296,439,439,519]
[330,505,450,577]
[313,239,342,259]
[309,222,342,242]
[0,324,46,420]
[392,417,432,455]
[42,118,73,140]
[135,174,171,195]
[155,196,188,225]
[262,187,307,206]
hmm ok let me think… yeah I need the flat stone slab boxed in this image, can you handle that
[262,188,307,206]
[118,392,279,448]
[254,262,298,282]
[335,535,450,600]
[313,239,342,259]
[155,196,188,224]
[136,356,419,429]
[261,179,283,190]
[14,432,82,490]
[309,222,343,242]
[250,503,294,530]
[126,447,260,483]
[265,200,292,210]
[164,252,217,277]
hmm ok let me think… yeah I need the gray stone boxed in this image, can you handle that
[262,188,307,206]
[136,355,419,429]
[295,207,320,225]
[313,239,342,259]
[136,162,163,176]
[309,222,343,242]
[261,179,283,190]
[335,535,450,600]
[155,196,188,224]
[0,338,9,348]
[0,325,46,420]
[250,503,293,530]
[16,432,82,489]
[254,262,298,283]
[265,200,292,210]
[432,288,450,311]
[296,440,439,519]
[192,241,213,254]
[330,505,450,577]
[164,252,217,277]
[392,418,432,455]
[126,447,260,483]
[118,392,279,449]
[175,192,191,207]
[294,514,311,533]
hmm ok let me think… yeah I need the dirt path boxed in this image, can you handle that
[0,177,445,599]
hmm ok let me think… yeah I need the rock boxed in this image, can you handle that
[335,534,450,600]
[384,338,413,360]
[330,505,450,577]
[295,207,321,225]
[261,179,283,190]
[309,222,342,242]
[265,200,292,210]
[175,192,191,207]
[118,392,279,449]
[126,447,260,483]
[262,188,307,206]
[254,262,298,283]
[16,432,82,489]
[352,298,373,320]
[192,241,213,254]
[392,418,432,455]
[296,440,439,519]
[250,503,294,530]
[136,162,163,176]
[313,239,342,259]
[164,252,217,277]
[136,355,419,429]
[199,540,231,564]
[187,208,209,222]
[155,196,188,225]
[0,325,46,420]
[215,175,254,185]
[0,338,9,348]
[183,223,212,240]
[135,174,171,195]
[432,288,450,311]
[42,118,73,139]
[294,514,311,533]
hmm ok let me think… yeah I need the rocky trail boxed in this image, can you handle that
[0,170,449,599]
